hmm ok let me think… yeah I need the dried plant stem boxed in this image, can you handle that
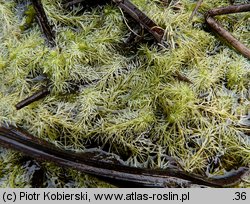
[175,71,193,84]
[31,0,55,47]
[189,0,203,21]
[63,0,165,43]
[206,16,250,59]
[207,4,250,16]
[15,87,50,110]
[118,7,142,38]
[114,0,164,43]
[0,125,249,187]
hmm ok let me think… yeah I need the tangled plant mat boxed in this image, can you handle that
[0,0,250,187]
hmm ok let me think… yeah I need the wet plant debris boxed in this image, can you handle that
[0,0,250,187]
[1,124,248,187]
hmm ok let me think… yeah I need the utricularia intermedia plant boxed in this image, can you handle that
[0,0,249,187]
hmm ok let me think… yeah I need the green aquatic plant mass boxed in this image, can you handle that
[0,0,249,187]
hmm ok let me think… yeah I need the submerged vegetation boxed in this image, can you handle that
[0,0,249,187]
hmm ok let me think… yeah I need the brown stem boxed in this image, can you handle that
[63,0,164,43]
[15,87,50,110]
[174,71,193,84]
[31,0,56,47]
[207,4,250,16]
[113,0,165,43]
[206,16,250,59]
[0,125,248,187]
[189,0,204,21]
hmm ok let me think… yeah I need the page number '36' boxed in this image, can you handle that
[234,192,247,201]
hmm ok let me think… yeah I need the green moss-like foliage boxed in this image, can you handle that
[0,0,249,187]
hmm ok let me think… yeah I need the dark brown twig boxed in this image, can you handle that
[0,125,248,187]
[31,0,55,47]
[114,0,165,43]
[207,4,250,16]
[174,71,193,84]
[206,4,250,59]
[63,0,165,43]
[15,87,50,110]
[189,0,203,21]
